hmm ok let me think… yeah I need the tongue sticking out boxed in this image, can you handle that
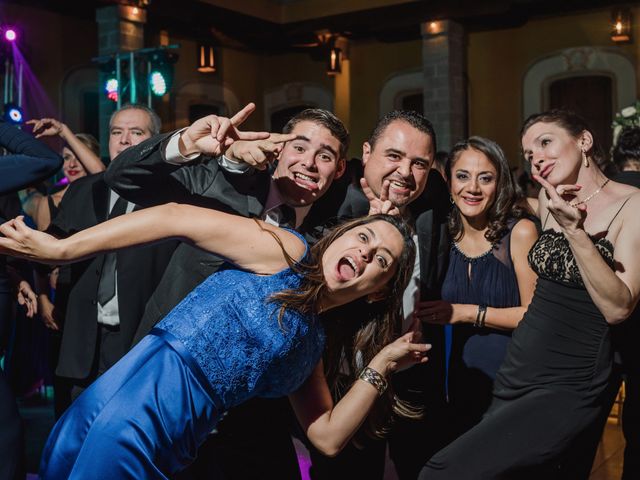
[338,258,356,280]
[294,174,320,191]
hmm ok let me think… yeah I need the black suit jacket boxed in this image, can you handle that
[105,132,272,342]
[336,169,451,407]
[49,173,177,379]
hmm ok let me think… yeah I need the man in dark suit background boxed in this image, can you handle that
[308,110,451,480]
[105,104,349,479]
[45,104,178,410]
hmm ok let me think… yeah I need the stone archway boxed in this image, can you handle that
[523,47,636,119]
[263,83,333,130]
[379,69,423,115]
[174,81,241,128]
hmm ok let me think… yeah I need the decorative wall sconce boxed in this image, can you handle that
[327,46,342,76]
[197,44,216,73]
[611,9,632,43]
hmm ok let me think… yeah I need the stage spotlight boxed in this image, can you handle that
[4,28,17,42]
[149,70,167,96]
[3,103,23,124]
[105,77,119,102]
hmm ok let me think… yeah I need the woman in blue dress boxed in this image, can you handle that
[0,198,428,479]
[417,136,538,444]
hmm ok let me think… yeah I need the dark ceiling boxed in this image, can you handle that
[4,0,633,52]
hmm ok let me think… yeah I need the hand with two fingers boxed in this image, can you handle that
[225,133,297,170]
[179,103,270,157]
[533,175,586,233]
[361,178,401,216]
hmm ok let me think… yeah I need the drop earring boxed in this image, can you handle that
[582,150,589,168]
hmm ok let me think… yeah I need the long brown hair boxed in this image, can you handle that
[269,214,418,438]
[447,136,530,244]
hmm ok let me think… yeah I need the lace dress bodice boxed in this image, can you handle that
[157,240,325,410]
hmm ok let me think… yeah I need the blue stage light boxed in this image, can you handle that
[3,103,23,124]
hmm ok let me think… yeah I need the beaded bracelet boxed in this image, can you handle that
[474,304,487,328]
[359,367,388,395]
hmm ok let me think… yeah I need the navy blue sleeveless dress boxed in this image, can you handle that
[420,226,621,479]
[40,234,325,479]
[443,220,521,438]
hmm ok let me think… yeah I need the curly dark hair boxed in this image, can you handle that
[447,136,530,244]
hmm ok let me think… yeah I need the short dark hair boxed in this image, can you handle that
[368,110,437,152]
[520,109,610,171]
[283,109,350,159]
[613,127,640,170]
[110,104,161,136]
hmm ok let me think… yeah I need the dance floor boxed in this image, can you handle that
[20,392,626,479]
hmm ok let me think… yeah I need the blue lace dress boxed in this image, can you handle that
[443,220,521,438]
[40,234,325,480]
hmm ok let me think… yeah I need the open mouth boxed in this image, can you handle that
[337,256,359,281]
[293,172,319,191]
[462,196,482,205]
[388,179,414,195]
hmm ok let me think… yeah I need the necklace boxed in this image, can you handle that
[569,178,610,207]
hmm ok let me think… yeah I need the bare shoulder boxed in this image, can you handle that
[511,218,539,243]
[258,221,307,262]
[620,190,640,220]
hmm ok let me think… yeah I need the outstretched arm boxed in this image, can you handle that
[289,329,430,457]
[0,204,305,274]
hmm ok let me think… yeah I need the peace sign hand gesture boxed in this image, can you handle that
[361,178,401,216]
[533,174,586,234]
[179,103,270,157]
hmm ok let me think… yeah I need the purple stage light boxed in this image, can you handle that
[4,29,17,42]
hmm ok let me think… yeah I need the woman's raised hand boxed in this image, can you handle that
[534,174,586,234]
[26,118,64,138]
[179,103,270,157]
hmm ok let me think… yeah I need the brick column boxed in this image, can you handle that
[96,5,146,159]
[421,20,466,151]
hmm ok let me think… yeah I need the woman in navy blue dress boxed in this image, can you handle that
[1,175,430,477]
[417,136,538,443]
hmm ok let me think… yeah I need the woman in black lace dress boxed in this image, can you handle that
[419,110,640,480]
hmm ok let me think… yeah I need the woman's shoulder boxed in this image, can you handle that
[509,217,539,246]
